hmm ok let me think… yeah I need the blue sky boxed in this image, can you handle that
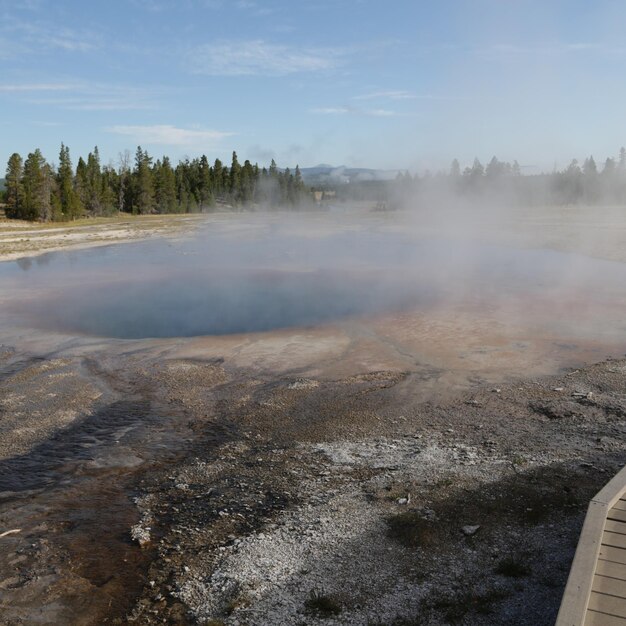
[1,0,625,172]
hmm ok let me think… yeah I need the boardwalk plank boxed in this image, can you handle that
[604,532,626,550]
[587,591,626,618]
[592,574,626,598]
[607,519,626,534]
[596,560,626,581]
[609,510,626,523]
[600,546,626,565]
[585,609,626,625]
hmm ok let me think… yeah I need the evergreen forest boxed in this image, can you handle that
[3,145,309,221]
[3,145,626,222]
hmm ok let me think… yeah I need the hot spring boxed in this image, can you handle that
[2,222,626,348]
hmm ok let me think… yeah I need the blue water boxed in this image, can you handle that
[2,227,625,339]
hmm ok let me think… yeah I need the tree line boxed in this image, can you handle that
[389,149,626,208]
[4,145,310,221]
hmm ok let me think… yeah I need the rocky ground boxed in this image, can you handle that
[0,346,624,625]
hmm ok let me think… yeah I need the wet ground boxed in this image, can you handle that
[0,211,625,625]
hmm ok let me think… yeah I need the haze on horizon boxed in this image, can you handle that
[0,0,624,173]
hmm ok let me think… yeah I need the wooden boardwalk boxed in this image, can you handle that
[557,466,626,626]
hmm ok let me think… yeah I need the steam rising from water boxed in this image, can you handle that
[3,214,626,343]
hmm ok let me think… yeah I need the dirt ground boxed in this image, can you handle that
[0,213,205,262]
[0,207,625,625]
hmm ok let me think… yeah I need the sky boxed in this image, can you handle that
[0,0,625,172]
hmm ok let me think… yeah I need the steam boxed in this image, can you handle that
[3,210,626,370]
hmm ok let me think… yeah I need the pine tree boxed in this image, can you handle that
[470,157,484,178]
[463,157,484,192]
[603,157,616,174]
[229,151,241,205]
[485,156,503,178]
[583,156,597,176]
[22,149,51,221]
[213,158,223,199]
[100,165,118,215]
[269,159,278,178]
[198,155,214,209]
[57,144,83,220]
[117,150,131,213]
[5,153,24,219]
[240,159,255,204]
[449,159,461,178]
[133,146,154,214]
[154,157,177,213]
[293,165,306,206]
[40,162,55,222]
[268,159,280,205]
[619,148,626,204]
[85,146,103,215]
[283,167,294,205]
[75,157,89,209]
[583,156,599,203]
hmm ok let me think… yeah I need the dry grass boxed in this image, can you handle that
[433,588,510,622]
[305,589,342,617]
[495,557,532,578]
[386,511,438,548]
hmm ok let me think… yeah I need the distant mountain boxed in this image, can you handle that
[298,165,401,185]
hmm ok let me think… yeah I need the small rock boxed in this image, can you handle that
[130,524,151,547]
[462,525,481,536]
[553,387,564,392]
[492,388,501,393]
[420,508,438,521]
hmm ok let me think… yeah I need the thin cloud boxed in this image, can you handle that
[367,108,396,117]
[310,107,351,115]
[30,120,63,127]
[355,90,418,101]
[0,0,45,10]
[11,81,161,111]
[310,106,398,117]
[106,124,233,146]
[8,20,100,53]
[43,33,96,52]
[355,90,465,102]
[481,42,626,58]
[187,40,345,76]
[130,0,170,11]
[131,0,274,12]
[31,98,156,111]
[0,83,76,92]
